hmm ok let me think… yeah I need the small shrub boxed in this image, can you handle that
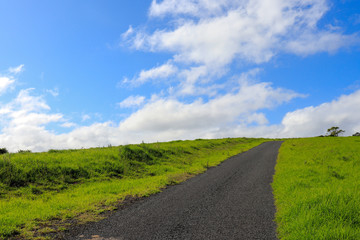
[119,145,153,164]
[353,132,360,136]
[30,186,43,195]
[48,149,65,153]
[18,150,32,153]
[146,147,164,158]
[26,164,54,183]
[103,161,124,177]
[61,166,90,180]
[0,148,8,155]
[0,159,27,187]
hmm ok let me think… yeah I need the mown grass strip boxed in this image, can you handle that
[273,137,360,240]
[0,138,267,239]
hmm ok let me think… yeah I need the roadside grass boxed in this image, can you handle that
[0,137,267,239]
[273,137,360,240]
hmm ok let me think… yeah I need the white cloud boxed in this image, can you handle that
[118,95,146,108]
[2,82,360,152]
[8,64,24,74]
[0,74,303,152]
[46,88,59,97]
[122,25,134,39]
[149,0,237,18]
[0,89,62,128]
[285,31,359,55]
[12,88,50,112]
[0,76,15,95]
[198,89,360,138]
[61,122,77,128]
[0,89,65,152]
[82,114,91,122]
[127,63,178,85]
[279,90,360,137]
[177,65,212,95]
[127,0,357,68]
[9,112,63,127]
[119,79,301,132]
[122,0,358,100]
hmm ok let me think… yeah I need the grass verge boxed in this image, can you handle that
[273,137,360,240]
[0,138,267,239]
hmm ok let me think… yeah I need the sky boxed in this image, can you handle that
[0,0,360,152]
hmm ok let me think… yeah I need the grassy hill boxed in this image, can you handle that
[4,136,359,239]
[0,137,267,239]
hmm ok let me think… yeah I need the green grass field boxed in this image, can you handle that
[0,137,267,239]
[4,136,359,240]
[273,137,360,240]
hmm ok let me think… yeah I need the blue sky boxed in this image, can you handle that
[0,0,360,152]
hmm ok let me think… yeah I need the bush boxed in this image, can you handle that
[353,132,360,136]
[18,150,32,153]
[0,148,8,155]
[119,145,154,164]
[48,149,65,153]
[102,161,124,177]
[0,159,27,187]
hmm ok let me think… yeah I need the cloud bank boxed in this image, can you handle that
[2,69,360,153]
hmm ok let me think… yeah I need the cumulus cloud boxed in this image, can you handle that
[127,0,356,68]
[61,122,77,128]
[122,0,358,101]
[280,90,360,137]
[0,76,15,95]
[119,80,301,132]
[0,88,117,152]
[0,89,64,151]
[2,83,360,152]
[285,31,359,55]
[0,74,302,152]
[128,63,178,85]
[118,95,146,108]
[176,65,227,96]
[0,89,63,127]
[0,65,25,95]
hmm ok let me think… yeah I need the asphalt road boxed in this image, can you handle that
[61,141,282,240]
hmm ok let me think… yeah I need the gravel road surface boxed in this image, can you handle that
[61,141,282,240]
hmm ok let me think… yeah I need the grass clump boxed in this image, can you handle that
[273,137,360,240]
[0,137,267,239]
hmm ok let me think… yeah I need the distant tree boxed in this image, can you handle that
[18,149,32,153]
[327,127,345,137]
[0,148,8,154]
[353,132,360,136]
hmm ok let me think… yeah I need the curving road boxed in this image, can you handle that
[61,141,282,240]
